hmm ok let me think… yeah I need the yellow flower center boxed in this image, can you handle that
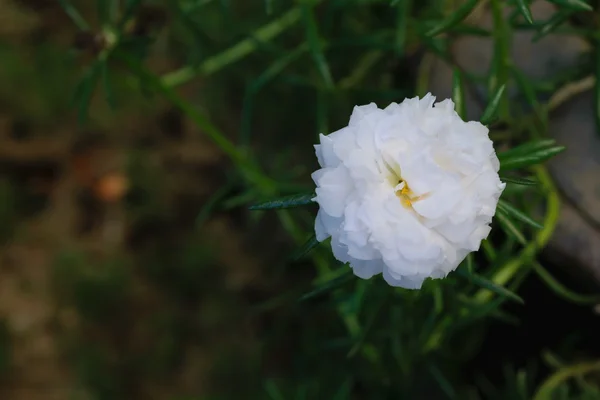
[395,180,429,208]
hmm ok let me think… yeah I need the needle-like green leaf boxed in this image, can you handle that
[58,0,90,30]
[71,60,103,124]
[497,199,543,229]
[249,193,315,210]
[299,271,354,302]
[265,0,274,14]
[426,0,480,37]
[455,268,524,304]
[301,4,334,89]
[291,234,320,261]
[496,209,528,246]
[394,0,411,55]
[499,145,565,171]
[501,176,538,186]
[429,364,458,399]
[480,84,506,125]
[547,0,593,12]
[533,9,574,42]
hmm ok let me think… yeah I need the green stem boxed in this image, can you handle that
[115,50,273,191]
[162,6,303,88]
[533,360,600,400]
[532,261,600,305]
[490,0,510,119]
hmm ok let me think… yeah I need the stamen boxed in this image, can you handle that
[395,180,430,208]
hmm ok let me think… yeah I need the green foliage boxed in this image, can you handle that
[47,0,600,398]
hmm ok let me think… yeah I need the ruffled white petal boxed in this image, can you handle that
[312,93,505,289]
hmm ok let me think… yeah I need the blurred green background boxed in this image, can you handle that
[0,0,599,399]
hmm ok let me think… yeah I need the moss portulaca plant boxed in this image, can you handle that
[312,94,505,288]
[250,87,564,297]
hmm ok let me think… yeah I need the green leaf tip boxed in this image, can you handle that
[515,0,534,25]
[480,84,507,125]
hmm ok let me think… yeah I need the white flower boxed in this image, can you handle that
[311,93,505,289]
